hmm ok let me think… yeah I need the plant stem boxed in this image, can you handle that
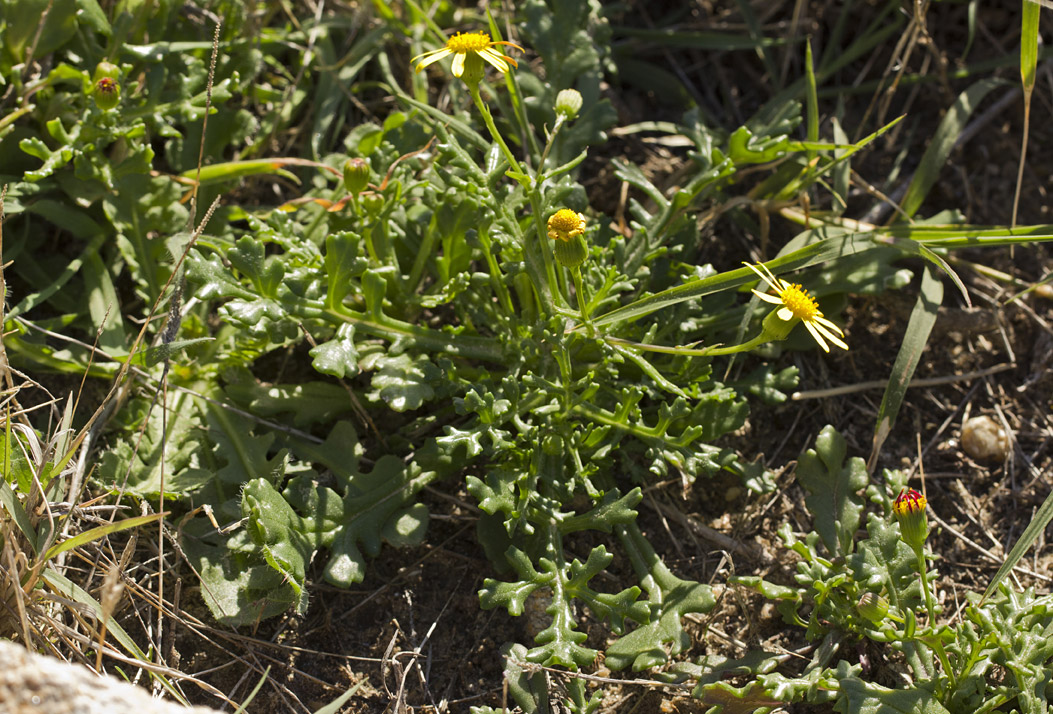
[915,544,957,689]
[914,546,936,626]
[469,84,520,176]
[468,83,564,314]
[571,267,594,336]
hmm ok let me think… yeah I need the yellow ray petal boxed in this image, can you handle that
[803,320,831,352]
[413,48,452,71]
[478,47,510,71]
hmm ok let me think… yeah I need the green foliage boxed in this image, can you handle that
[724,427,1053,714]
[7,5,1053,710]
[796,425,868,557]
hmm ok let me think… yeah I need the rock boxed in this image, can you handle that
[0,640,223,714]
[961,415,1010,462]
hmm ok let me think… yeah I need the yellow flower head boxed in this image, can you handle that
[547,209,586,242]
[745,262,848,353]
[412,31,523,78]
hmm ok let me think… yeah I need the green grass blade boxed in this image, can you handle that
[0,479,38,552]
[7,233,107,320]
[805,38,819,159]
[918,243,969,305]
[592,230,889,328]
[982,491,1053,603]
[1012,0,1041,225]
[230,667,271,714]
[868,265,943,470]
[40,513,165,563]
[1021,1,1041,91]
[900,78,1004,219]
[733,0,779,83]
[311,680,368,714]
[890,223,1053,247]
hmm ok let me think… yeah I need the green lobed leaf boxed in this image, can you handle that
[368,352,442,411]
[605,523,716,671]
[96,391,212,498]
[796,425,868,557]
[835,677,950,714]
[310,323,360,379]
[228,378,355,427]
[242,478,317,608]
[282,424,435,586]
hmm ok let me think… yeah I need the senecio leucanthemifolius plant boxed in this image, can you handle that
[178,14,917,712]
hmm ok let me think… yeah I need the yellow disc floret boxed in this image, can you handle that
[547,209,586,242]
[779,283,820,321]
[446,31,493,53]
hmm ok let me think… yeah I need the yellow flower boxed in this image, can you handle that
[745,262,848,352]
[412,31,523,78]
[547,209,588,268]
[547,209,586,242]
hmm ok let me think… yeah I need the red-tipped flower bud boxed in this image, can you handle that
[893,488,929,550]
[93,76,121,110]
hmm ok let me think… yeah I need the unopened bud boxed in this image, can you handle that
[554,89,583,120]
[343,158,371,196]
[361,193,384,216]
[93,77,120,111]
[893,488,929,550]
[857,592,889,621]
[93,61,119,82]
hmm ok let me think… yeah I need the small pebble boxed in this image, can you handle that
[960,415,1010,462]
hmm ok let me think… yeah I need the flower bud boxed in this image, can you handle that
[893,488,929,550]
[343,158,371,196]
[857,592,889,621]
[93,61,119,82]
[93,76,121,111]
[553,234,587,269]
[554,89,583,120]
[361,193,385,216]
[547,209,588,268]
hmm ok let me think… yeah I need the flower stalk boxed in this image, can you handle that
[892,488,956,690]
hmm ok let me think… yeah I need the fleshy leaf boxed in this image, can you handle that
[605,524,716,671]
[796,425,868,557]
[836,677,950,714]
[310,323,360,379]
[369,353,442,411]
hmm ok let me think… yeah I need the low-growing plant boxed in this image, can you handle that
[164,5,924,690]
[4,1,1053,712]
[692,425,1053,714]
